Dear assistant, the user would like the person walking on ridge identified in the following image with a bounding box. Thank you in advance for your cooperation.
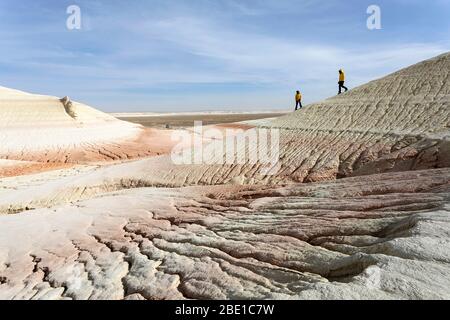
[295,90,303,111]
[338,69,348,94]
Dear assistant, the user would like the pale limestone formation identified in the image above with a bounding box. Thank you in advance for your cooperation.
[0,53,449,300]
[0,169,449,300]
[1,53,449,214]
[7,51,445,191]
[0,86,172,164]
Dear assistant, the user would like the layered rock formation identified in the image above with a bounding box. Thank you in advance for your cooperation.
[0,86,170,165]
[268,52,450,181]
[0,53,449,300]
[0,169,449,300]
[180,52,449,184]
[12,51,446,191]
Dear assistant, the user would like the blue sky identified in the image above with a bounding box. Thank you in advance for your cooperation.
[0,0,449,112]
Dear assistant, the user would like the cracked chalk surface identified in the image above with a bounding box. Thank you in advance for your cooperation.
[0,169,449,300]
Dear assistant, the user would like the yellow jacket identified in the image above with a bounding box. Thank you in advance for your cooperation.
[295,93,302,101]
[339,71,345,82]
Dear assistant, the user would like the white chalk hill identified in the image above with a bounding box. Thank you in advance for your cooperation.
[0,86,142,155]
[112,52,449,186]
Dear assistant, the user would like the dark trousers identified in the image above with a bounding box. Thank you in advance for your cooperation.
[338,81,348,94]
[295,100,303,110]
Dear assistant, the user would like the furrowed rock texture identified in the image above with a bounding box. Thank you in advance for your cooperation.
[0,86,166,164]
[1,53,449,301]
[266,52,450,181]
[0,169,449,300]
[0,53,449,214]
[76,52,447,186]
[1,53,448,183]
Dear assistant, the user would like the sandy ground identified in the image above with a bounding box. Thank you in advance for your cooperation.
[0,160,72,178]
[116,112,288,129]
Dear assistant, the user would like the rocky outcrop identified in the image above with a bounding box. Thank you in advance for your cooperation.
[0,53,449,300]
[266,52,450,181]
[60,96,77,119]
[0,169,449,300]
[99,52,448,186]
[0,86,164,164]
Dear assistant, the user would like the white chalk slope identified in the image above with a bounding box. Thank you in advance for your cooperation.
[0,86,142,153]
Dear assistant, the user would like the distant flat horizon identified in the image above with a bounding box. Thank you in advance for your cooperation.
[110,110,290,117]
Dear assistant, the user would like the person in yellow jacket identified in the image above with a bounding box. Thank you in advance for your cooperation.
[338,69,349,94]
[295,90,303,111]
